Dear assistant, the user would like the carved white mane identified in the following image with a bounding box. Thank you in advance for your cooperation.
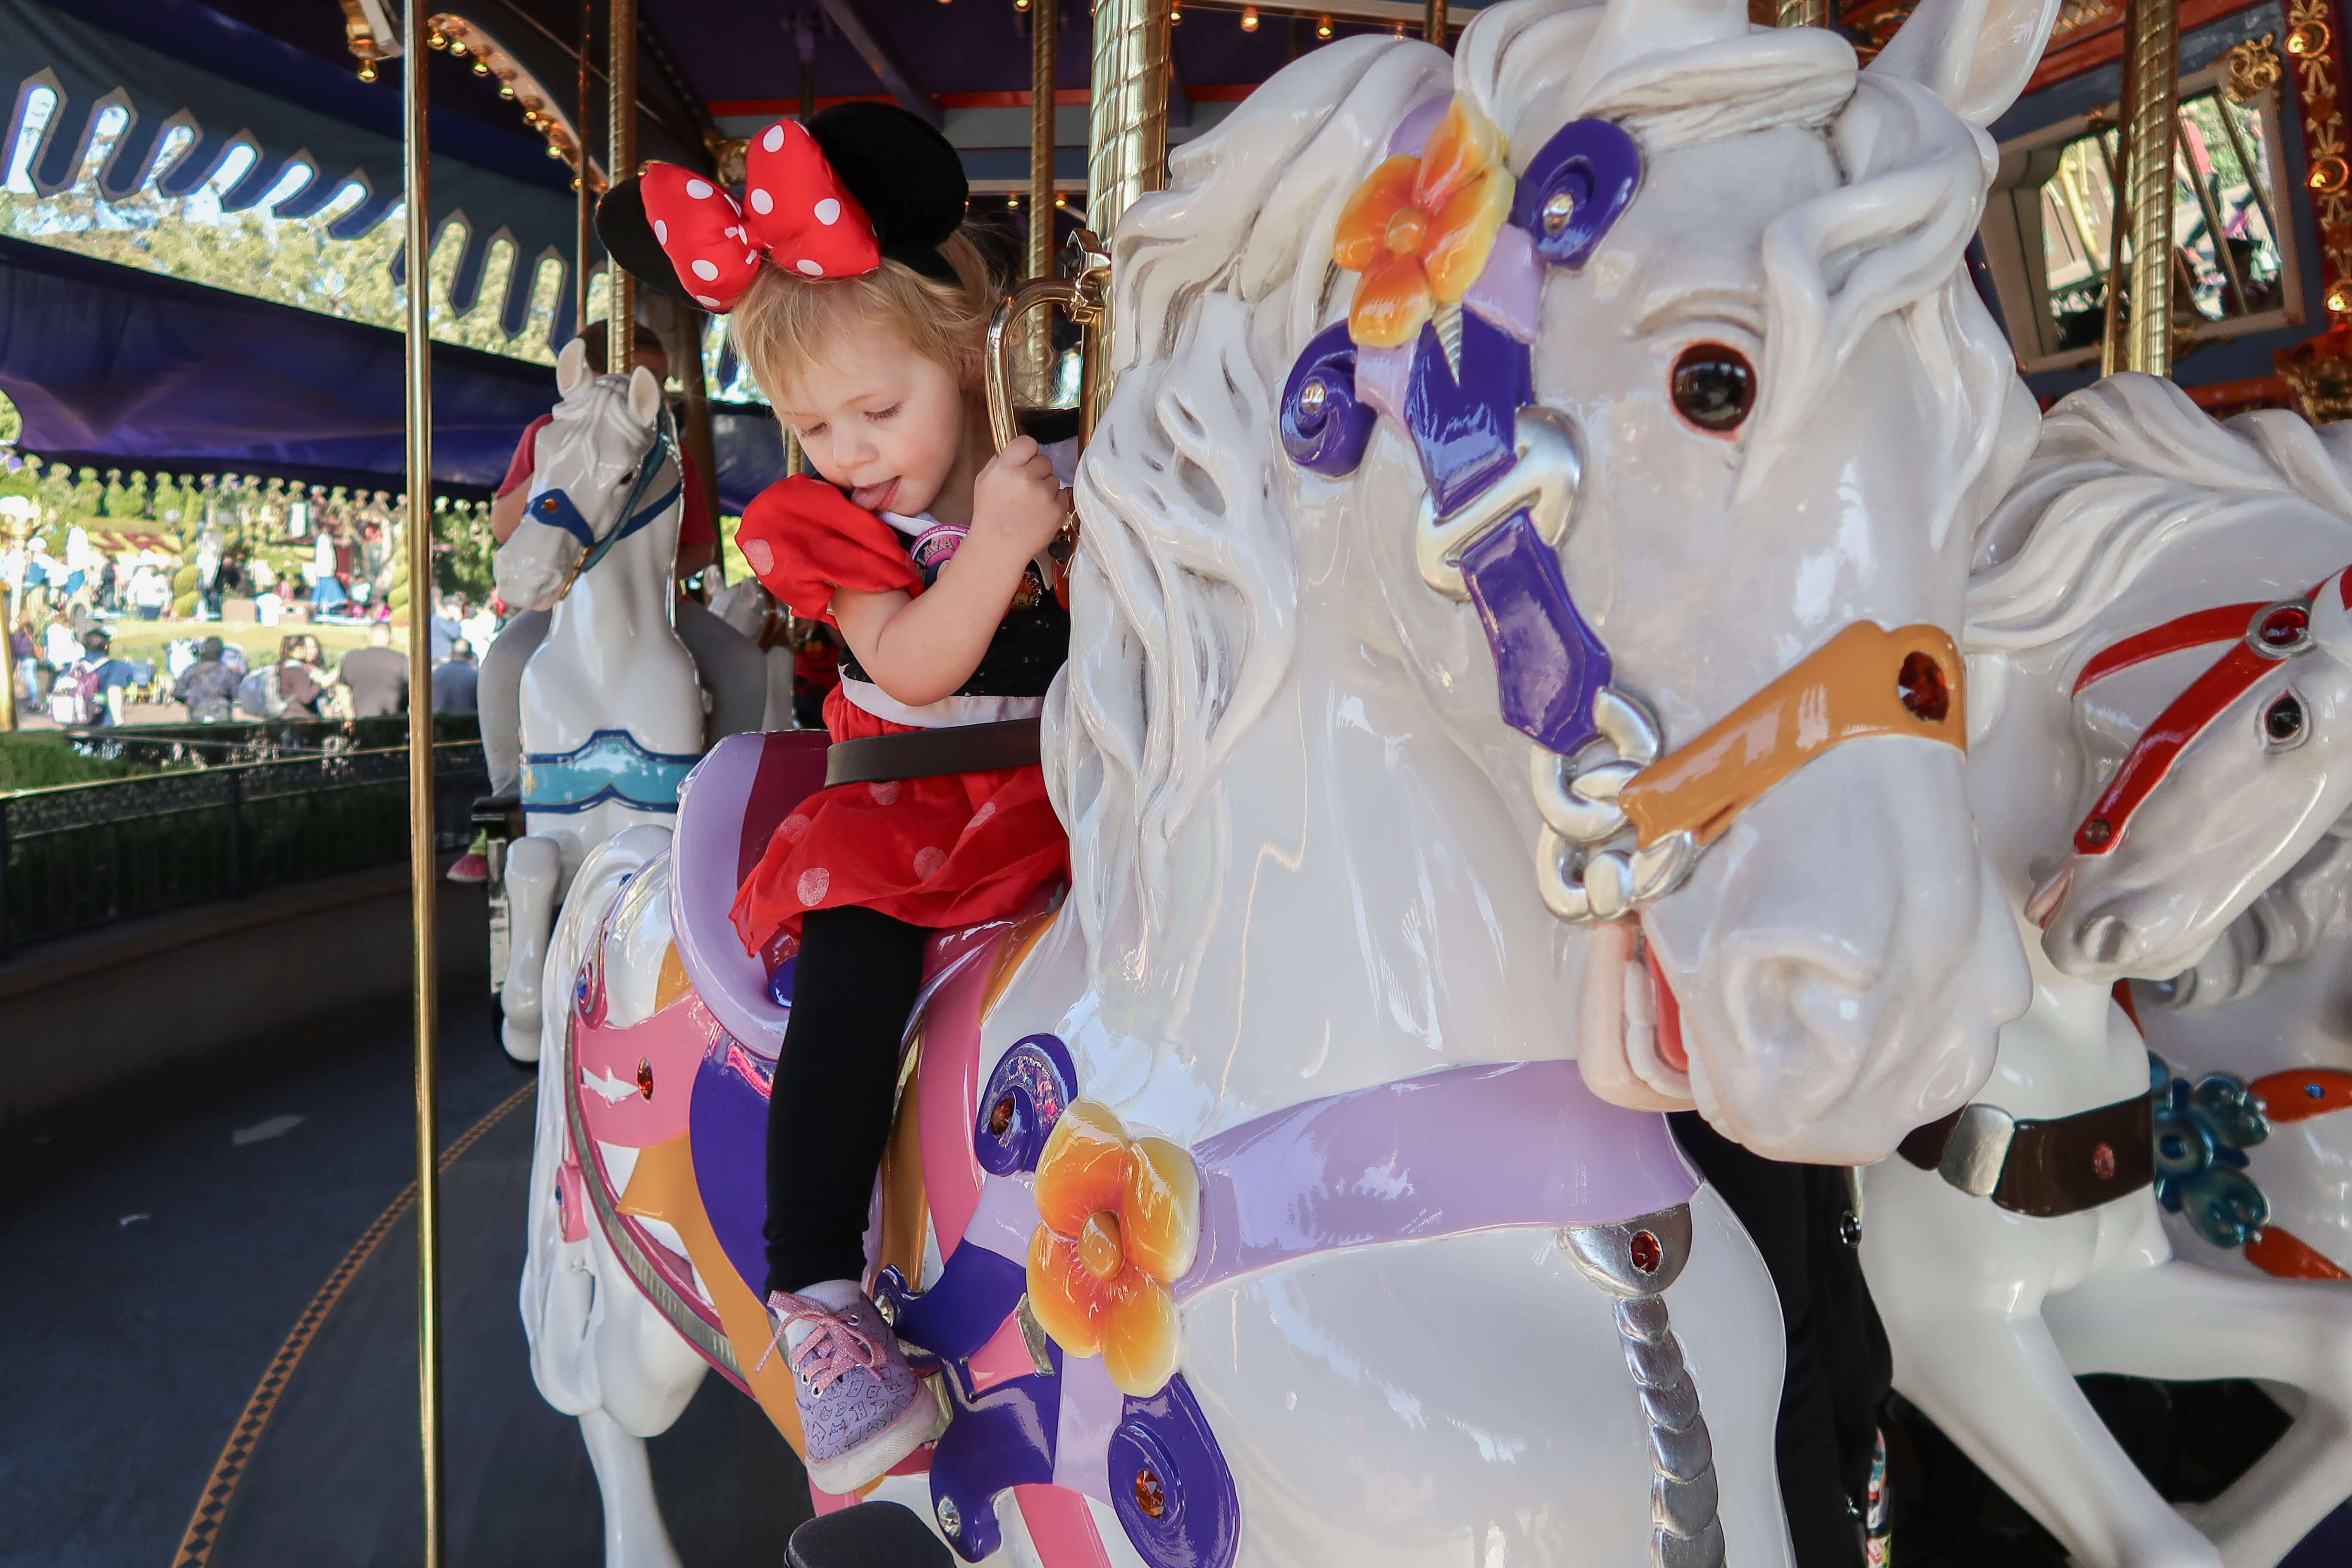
[1050,0,2033,967]
[1967,372,2352,651]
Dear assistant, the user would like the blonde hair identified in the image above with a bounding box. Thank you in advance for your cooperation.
[729,227,1001,403]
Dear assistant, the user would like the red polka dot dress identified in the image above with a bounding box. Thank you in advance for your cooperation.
[726,475,1069,963]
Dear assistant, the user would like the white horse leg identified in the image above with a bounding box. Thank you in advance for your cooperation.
[1865,1161,2220,1568]
[2046,1260,2352,1567]
[502,834,564,1062]
[579,1408,685,1568]
[1906,1302,2219,1568]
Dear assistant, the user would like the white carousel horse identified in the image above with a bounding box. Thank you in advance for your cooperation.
[491,339,707,1064]
[1861,373,2352,1568]
[518,0,2057,1561]
[2129,839,2352,1285]
[2010,381,2352,1288]
[709,575,800,730]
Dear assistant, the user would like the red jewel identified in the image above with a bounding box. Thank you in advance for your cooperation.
[1133,1466,1167,1519]
[2259,606,2309,646]
[1629,1230,1662,1274]
[2082,818,2113,846]
[2092,1141,2115,1180]
[637,1058,655,1100]
[1897,650,1950,724]
[988,1093,1017,1137]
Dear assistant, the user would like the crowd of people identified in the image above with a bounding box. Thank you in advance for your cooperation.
[7,592,492,728]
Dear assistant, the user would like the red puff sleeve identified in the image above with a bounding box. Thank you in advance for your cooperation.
[734,474,922,622]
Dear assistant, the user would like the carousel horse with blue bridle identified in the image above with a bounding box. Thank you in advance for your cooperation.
[490,337,709,1065]
[1859,372,2352,1568]
[514,0,2065,1561]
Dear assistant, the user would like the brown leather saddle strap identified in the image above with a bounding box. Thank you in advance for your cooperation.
[1898,1092,2153,1218]
[823,717,1043,788]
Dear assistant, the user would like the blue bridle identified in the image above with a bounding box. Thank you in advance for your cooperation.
[526,406,683,592]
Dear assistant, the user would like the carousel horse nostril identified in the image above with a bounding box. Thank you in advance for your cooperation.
[2081,914,2133,967]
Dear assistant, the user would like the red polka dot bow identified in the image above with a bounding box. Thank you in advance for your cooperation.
[640,119,881,312]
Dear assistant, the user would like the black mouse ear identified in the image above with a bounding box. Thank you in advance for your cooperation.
[808,103,968,278]
[594,177,695,303]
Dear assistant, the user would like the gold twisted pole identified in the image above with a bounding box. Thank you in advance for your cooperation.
[398,0,445,1562]
[1084,0,1171,434]
[575,0,593,336]
[1774,0,1828,27]
[1424,0,1448,45]
[1028,0,1060,401]
[608,0,638,373]
[2122,0,2180,375]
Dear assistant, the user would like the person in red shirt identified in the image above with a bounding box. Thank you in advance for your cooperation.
[475,317,767,800]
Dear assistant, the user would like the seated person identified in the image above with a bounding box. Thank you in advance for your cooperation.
[476,317,766,798]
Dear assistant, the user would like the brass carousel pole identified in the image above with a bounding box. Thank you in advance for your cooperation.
[1028,0,1060,399]
[2121,0,2180,375]
[575,0,594,338]
[1084,0,1172,432]
[1424,0,1447,46]
[397,1,446,1562]
[609,0,638,375]
[1774,0,1828,27]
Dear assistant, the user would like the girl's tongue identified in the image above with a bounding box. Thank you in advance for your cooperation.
[852,478,900,514]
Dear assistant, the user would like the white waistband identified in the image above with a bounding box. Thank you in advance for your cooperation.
[838,676,1045,730]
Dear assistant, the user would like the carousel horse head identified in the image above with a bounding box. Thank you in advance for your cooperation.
[494,335,681,612]
[1970,380,2352,985]
[2040,582,2352,983]
[1054,0,2058,1160]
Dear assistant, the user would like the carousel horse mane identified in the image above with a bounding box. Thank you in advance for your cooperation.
[1050,0,2039,969]
[1966,372,2352,652]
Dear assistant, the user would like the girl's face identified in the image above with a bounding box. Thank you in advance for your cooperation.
[775,314,976,521]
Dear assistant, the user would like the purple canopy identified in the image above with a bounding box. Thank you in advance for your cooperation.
[0,234,787,510]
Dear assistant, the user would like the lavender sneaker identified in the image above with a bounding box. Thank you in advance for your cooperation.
[762,1288,946,1494]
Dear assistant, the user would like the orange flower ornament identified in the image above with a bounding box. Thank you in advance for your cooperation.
[1025,1099,1200,1397]
[1333,97,1516,349]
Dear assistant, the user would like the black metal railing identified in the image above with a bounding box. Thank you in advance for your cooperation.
[0,741,487,956]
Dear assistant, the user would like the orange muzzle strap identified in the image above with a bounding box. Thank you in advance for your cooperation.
[1618,622,1967,851]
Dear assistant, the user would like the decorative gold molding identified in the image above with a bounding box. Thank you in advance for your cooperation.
[2223,33,2285,102]
[2284,0,2352,315]
[429,15,601,187]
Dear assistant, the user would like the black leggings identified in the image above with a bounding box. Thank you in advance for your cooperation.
[763,904,929,1297]
[1670,1113,1891,1568]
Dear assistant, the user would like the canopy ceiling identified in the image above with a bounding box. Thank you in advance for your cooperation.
[0,234,788,508]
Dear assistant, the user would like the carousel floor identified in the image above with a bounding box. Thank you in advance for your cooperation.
[6,956,2350,1568]
[1,978,806,1568]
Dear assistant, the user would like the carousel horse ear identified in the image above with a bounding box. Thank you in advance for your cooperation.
[557,335,591,395]
[2308,567,2352,662]
[627,364,663,426]
[1866,0,2064,128]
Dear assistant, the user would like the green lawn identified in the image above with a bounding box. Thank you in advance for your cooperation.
[100,618,383,666]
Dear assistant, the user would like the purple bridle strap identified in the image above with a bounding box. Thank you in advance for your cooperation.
[1171,1060,1697,1301]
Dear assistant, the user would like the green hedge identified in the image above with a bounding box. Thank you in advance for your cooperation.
[0,733,162,791]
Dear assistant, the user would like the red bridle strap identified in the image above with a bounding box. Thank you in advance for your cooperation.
[2070,595,2320,855]
[2071,603,2268,696]
[2073,641,2278,854]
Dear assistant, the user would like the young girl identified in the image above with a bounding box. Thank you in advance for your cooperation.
[616,103,1072,1491]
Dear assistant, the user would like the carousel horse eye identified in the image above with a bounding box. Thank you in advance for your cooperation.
[2264,691,2307,748]
[1669,343,1756,434]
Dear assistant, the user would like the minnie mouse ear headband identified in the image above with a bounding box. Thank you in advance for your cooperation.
[595,102,968,312]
